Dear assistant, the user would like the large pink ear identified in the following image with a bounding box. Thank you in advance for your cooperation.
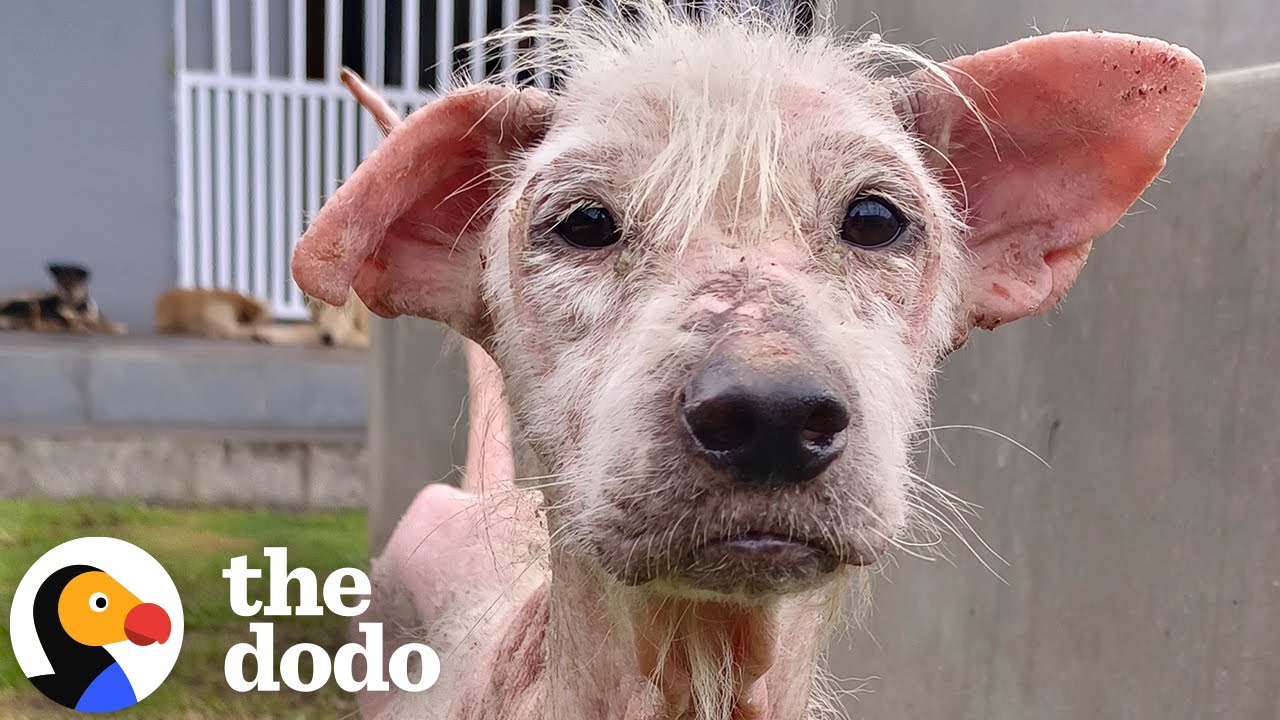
[291,84,553,340]
[900,31,1205,331]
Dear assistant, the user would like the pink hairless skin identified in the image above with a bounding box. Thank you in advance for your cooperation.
[295,7,1204,719]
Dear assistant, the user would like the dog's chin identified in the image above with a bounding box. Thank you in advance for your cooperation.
[672,533,843,598]
[605,531,885,601]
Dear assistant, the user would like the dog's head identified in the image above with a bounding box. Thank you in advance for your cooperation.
[307,288,369,347]
[293,6,1202,599]
[47,263,91,304]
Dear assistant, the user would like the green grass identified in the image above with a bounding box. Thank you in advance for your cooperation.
[0,499,367,719]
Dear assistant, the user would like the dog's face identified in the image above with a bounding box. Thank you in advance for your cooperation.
[47,264,90,304]
[485,37,965,596]
[292,9,1203,599]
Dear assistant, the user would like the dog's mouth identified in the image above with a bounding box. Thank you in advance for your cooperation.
[674,531,841,597]
[590,462,898,597]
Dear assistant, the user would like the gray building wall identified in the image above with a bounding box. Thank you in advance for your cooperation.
[0,0,177,333]
[833,0,1278,73]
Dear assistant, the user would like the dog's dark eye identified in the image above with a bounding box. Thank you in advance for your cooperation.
[841,196,907,249]
[553,205,621,249]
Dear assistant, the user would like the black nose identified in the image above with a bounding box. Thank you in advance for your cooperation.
[681,363,851,487]
[320,332,334,346]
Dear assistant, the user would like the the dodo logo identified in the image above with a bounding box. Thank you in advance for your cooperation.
[9,537,184,713]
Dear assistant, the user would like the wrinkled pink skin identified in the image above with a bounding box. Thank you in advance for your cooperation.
[305,29,1204,720]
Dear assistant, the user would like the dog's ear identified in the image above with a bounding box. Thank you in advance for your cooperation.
[291,85,553,343]
[895,32,1204,333]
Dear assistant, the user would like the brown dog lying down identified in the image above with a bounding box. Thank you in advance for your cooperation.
[154,288,270,340]
[255,288,371,349]
[294,4,1204,718]
[0,263,125,335]
[154,287,370,348]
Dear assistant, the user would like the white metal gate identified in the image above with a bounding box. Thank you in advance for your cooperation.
[174,0,795,318]
[174,0,543,318]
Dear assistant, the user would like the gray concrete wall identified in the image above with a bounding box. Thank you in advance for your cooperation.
[833,0,1278,72]
[367,318,470,554]
[0,1,177,333]
[830,63,1280,720]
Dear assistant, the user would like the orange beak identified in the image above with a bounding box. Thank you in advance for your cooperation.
[123,603,171,645]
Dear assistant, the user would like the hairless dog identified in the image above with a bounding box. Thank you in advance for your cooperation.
[295,5,1204,718]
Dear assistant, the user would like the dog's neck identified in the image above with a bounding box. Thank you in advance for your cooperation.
[542,550,830,720]
[455,510,834,719]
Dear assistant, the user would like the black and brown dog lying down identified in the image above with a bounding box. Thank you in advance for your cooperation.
[0,263,125,335]
[154,286,370,348]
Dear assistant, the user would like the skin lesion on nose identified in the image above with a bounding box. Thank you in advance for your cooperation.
[681,356,851,488]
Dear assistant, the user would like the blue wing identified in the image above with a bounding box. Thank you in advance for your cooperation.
[75,662,138,713]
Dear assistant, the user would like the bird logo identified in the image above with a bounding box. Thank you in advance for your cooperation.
[9,537,184,713]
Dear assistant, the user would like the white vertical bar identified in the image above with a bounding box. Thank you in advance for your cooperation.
[469,0,487,82]
[342,99,357,178]
[175,0,194,287]
[325,98,339,198]
[213,0,232,288]
[234,89,250,293]
[435,0,452,91]
[501,0,517,81]
[534,0,551,88]
[326,0,342,82]
[365,0,382,87]
[288,0,306,307]
[325,0,342,199]
[306,95,321,249]
[215,88,232,288]
[270,92,286,311]
[253,0,270,76]
[291,0,306,82]
[195,88,214,287]
[214,0,230,75]
[252,0,269,299]
[361,0,382,159]
[403,0,420,93]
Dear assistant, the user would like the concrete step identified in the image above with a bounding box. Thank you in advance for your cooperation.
[0,431,367,510]
[0,333,379,509]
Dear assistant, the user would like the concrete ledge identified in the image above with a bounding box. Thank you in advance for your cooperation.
[0,332,368,433]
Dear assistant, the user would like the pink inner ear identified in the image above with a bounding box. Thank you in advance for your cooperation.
[914,32,1205,329]
[290,85,551,336]
[350,149,490,320]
